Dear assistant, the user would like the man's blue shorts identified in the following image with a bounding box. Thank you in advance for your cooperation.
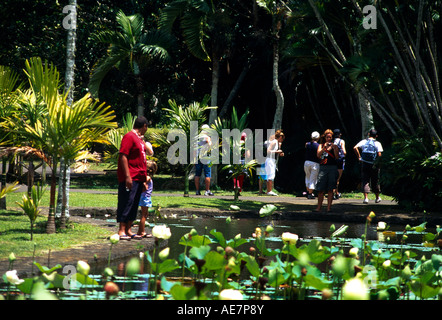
[195,161,211,177]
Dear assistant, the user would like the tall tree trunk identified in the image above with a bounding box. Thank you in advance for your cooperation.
[27,160,34,195]
[183,165,190,197]
[46,161,57,234]
[271,21,284,130]
[56,158,70,229]
[0,158,6,210]
[134,61,145,117]
[358,94,374,138]
[209,56,220,125]
[65,0,77,106]
[209,55,220,187]
[57,0,77,227]
[218,62,250,119]
[59,160,69,229]
[308,0,374,137]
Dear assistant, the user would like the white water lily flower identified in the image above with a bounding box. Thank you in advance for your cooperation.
[109,234,120,244]
[342,278,369,300]
[349,247,359,257]
[383,260,391,268]
[219,289,243,300]
[77,260,90,276]
[281,232,299,245]
[159,248,170,260]
[152,225,172,240]
[5,270,24,285]
[377,222,387,231]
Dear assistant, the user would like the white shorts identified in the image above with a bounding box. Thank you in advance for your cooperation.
[304,160,319,190]
[265,158,277,180]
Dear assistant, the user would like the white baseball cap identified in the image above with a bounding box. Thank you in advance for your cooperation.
[311,131,320,139]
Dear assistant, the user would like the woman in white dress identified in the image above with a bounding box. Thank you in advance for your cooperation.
[265,130,285,196]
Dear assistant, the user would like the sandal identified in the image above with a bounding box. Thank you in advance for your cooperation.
[119,234,131,241]
[140,233,152,238]
[130,234,143,240]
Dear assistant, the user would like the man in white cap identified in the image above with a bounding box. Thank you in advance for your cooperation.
[304,131,320,199]
[194,124,214,196]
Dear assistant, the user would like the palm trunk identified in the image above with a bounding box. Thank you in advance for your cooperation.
[27,160,34,195]
[134,61,145,117]
[59,0,76,225]
[218,62,250,119]
[209,56,220,187]
[0,158,6,210]
[46,161,57,234]
[209,55,220,125]
[65,0,77,106]
[183,165,190,197]
[59,161,69,229]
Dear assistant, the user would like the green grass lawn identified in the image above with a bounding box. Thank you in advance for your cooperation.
[0,210,113,260]
[1,171,396,260]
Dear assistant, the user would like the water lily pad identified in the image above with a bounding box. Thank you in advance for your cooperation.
[259,204,277,217]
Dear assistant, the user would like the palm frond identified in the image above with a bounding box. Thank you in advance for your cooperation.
[88,51,129,98]
[158,0,188,32]
[181,11,210,61]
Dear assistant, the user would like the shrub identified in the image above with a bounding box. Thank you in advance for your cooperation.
[381,130,442,211]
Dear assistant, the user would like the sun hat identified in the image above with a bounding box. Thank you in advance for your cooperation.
[311,131,320,139]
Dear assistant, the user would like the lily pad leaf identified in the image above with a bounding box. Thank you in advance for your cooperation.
[33,262,62,274]
[259,204,277,217]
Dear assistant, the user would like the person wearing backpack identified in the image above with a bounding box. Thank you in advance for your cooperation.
[333,129,347,199]
[353,129,384,204]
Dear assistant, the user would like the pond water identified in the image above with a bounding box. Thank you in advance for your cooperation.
[96,214,437,271]
[3,214,439,300]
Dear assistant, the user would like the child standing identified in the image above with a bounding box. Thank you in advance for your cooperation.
[137,160,157,238]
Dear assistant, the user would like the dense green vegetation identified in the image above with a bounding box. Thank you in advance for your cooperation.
[1,1,441,220]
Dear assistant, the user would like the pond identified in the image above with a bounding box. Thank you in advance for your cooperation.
[3,213,440,300]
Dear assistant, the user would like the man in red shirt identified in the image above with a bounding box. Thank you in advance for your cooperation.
[117,116,153,239]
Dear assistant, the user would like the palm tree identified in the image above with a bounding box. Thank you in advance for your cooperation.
[0,65,22,209]
[158,96,211,196]
[89,10,174,117]
[159,0,236,124]
[4,57,117,232]
[212,107,256,200]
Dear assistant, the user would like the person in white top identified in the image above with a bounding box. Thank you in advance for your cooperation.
[353,129,383,204]
[265,130,285,196]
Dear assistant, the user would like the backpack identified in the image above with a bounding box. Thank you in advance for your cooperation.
[334,138,345,159]
[361,139,378,163]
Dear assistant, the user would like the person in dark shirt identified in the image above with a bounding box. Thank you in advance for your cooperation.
[304,131,320,199]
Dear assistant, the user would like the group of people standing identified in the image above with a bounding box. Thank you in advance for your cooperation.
[115,117,384,237]
[304,128,383,212]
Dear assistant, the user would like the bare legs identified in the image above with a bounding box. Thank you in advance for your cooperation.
[315,190,334,212]
[195,176,210,193]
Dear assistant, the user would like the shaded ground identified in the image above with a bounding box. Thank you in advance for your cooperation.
[2,181,442,280]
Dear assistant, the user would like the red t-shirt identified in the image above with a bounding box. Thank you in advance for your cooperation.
[117,131,147,183]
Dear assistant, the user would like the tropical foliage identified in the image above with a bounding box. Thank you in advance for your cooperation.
[1,58,117,232]
[89,10,174,118]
